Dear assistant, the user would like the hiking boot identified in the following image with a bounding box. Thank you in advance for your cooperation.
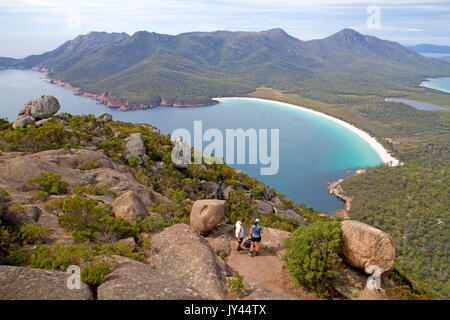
[248,251,253,257]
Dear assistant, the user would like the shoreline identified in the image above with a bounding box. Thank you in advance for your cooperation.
[214,97,401,167]
[420,77,450,94]
[31,67,219,110]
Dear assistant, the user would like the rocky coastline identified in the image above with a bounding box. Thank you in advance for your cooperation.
[32,66,219,111]
[328,169,366,218]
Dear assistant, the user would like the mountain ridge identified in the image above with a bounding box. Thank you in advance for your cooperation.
[1,28,449,109]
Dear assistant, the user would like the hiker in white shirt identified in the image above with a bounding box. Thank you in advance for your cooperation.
[235,218,245,251]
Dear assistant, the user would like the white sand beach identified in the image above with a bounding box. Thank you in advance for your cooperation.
[214,97,401,167]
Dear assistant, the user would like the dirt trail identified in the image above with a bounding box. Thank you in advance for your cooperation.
[225,243,319,299]
[226,248,288,295]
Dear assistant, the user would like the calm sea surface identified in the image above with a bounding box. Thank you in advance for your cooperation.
[0,69,385,214]
[422,77,450,94]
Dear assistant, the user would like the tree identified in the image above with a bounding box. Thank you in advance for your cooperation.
[284,220,342,296]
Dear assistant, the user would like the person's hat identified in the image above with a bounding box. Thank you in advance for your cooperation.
[255,218,260,223]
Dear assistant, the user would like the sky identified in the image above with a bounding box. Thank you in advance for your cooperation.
[0,0,449,58]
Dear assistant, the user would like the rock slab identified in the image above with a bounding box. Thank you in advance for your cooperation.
[150,224,228,299]
[0,265,93,300]
[97,256,201,300]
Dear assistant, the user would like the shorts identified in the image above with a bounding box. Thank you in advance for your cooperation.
[251,237,261,243]
[237,237,243,243]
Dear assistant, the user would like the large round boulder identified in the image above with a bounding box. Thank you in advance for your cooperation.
[190,199,226,235]
[340,220,396,274]
[111,190,149,224]
[21,94,61,120]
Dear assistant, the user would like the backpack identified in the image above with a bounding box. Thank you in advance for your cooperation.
[244,238,251,248]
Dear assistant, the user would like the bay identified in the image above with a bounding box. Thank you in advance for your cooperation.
[0,69,384,214]
[421,77,450,94]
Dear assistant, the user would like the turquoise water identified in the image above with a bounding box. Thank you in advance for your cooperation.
[422,77,450,94]
[0,69,384,214]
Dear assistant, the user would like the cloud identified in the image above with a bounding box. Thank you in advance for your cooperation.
[0,0,448,44]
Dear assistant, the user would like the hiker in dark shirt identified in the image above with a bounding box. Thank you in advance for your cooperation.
[249,218,263,257]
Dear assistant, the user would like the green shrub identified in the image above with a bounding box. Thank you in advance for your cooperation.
[23,243,95,270]
[385,285,435,300]
[136,216,167,233]
[57,196,138,242]
[284,220,342,297]
[8,204,26,216]
[26,172,68,195]
[76,160,101,171]
[128,156,139,167]
[18,224,52,245]
[226,271,245,294]
[81,261,112,286]
[33,190,50,201]
[5,240,145,271]
[1,189,10,202]
[73,184,117,198]
[43,198,64,214]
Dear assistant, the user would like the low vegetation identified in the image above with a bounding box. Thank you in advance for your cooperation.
[226,271,245,296]
[76,160,101,171]
[284,220,342,297]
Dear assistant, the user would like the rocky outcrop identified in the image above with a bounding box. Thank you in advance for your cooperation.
[274,208,304,224]
[111,190,149,224]
[150,224,228,299]
[190,199,226,235]
[98,113,112,122]
[329,179,352,213]
[204,224,235,257]
[200,181,221,199]
[0,266,93,300]
[19,94,61,120]
[1,205,40,226]
[341,220,396,274]
[255,200,273,214]
[36,209,74,246]
[124,132,146,164]
[0,149,162,206]
[12,116,35,129]
[97,256,202,300]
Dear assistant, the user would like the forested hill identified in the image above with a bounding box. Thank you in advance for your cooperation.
[1,28,450,107]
